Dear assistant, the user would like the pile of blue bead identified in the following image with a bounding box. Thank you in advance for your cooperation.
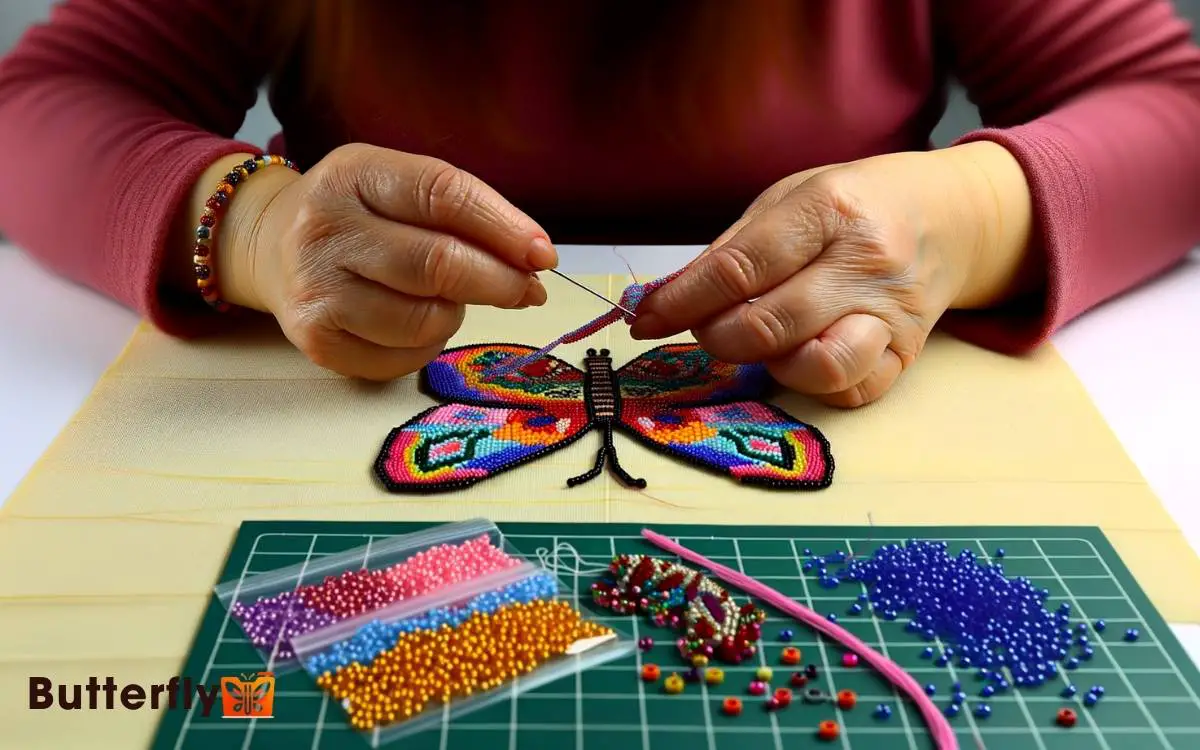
[300,573,559,675]
[803,540,1111,716]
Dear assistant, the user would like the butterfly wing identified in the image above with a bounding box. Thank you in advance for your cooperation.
[421,344,585,407]
[375,402,592,492]
[618,400,833,488]
[616,343,768,405]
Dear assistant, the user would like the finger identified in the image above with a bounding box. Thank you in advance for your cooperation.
[292,326,447,382]
[690,262,860,363]
[814,347,904,409]
[763,314,892,395]
[630,189,834,340]
[324,278,466,350]
[335,145,558,272]
[342,216,545,307]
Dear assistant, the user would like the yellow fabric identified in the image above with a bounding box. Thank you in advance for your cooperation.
[2,273,1198,749]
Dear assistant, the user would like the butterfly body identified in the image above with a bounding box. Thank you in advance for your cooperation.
[375,343,834,493]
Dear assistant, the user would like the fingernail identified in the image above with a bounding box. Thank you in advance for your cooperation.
[526,237,558,270]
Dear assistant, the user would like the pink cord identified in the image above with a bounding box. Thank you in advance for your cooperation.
[640,529,960,750]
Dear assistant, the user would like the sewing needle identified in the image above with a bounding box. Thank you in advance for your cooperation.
[545,268,637,318]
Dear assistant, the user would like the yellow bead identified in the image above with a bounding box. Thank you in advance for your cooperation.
[663,673,685,694]
[691,654,709,668]
[705,667,725,685]
[756,666,773,682]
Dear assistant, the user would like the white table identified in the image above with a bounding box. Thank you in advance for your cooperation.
[2,242,1198,667]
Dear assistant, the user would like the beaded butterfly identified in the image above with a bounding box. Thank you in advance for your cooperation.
[374,343,834,493]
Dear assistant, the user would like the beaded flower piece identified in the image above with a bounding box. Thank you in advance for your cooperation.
[375,343,834,492]
[590,554,766,664]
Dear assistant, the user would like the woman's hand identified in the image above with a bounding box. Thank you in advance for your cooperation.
[215,143,557,380]
[629,143,1036,407]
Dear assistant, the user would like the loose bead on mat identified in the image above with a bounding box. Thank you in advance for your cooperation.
[804,664,819,679]
[975,703,992,718]
[1125,628,1140,642]
[722,697,743,716]
[944,704,960,718]
[663,674,685,694]
[1094,619,1107,632]
[841,652,859,668]
[683,667,702,683]
[1062,684,1077,697]
[780,647,802,665]
[874,703,892,719]
[790,672,808,687]
[925,683,937,696]
[705,668,725,685]
[764,696,781,710]
[817,720,840,741]
[778,629,794,642]
[641,664,661,682]
[755,666,773,682]
[638,636,654,651]
[747,680,767,696]
[836,690,857,710]
[774,688,792,707]
[1057,708,1078,727]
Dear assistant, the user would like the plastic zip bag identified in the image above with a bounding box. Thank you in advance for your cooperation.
[214,518,525,672]
[292,559,634,746]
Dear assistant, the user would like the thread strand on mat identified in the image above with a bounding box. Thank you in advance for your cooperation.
[639,528,960,750]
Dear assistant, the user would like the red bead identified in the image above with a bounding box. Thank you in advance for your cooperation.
[791,672,808,687]
[1057,708,1077,727]
[200,214,215,227]
[817,720,840,741]
[193,244,210,258]
[836,690,857,710]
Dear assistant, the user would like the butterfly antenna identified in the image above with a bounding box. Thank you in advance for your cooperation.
[604,425,647,489]
[567,446,607,487]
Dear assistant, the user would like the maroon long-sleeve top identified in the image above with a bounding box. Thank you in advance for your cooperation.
[1,0,1199,353]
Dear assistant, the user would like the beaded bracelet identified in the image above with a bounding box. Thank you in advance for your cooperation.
[193,154,299,311]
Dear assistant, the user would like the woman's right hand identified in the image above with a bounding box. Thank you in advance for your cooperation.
[216,143,557,380]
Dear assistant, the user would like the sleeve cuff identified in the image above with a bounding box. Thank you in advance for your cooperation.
[936,123,1096,355]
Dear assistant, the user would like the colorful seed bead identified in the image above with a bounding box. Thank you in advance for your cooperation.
[755,666,773,682]
[192,154,298,311]
[641,664,661,682]
[234,534,521,662]
[691,654,709,668]
[780,647,802,665]
[302,573,558,674]
[722,697,743,716]
[638,636,654,651]
[836,689,857,710]
[774,688,792,707]
[1057,708,1077,727]
[315,599,611,731]
[817,720,840,741]
[747,680,768,696]
[790,672,809,687]
[663,674,685,694]
[841,652,859,668]
[705,667,724,685]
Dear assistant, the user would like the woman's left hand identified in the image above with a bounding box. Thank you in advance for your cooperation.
[629,144,1035,407]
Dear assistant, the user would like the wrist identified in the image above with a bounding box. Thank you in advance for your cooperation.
[934,141,1037,309]
[182,153,300,312]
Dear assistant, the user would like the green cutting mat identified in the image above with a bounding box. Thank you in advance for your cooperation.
[151,523,1200,750]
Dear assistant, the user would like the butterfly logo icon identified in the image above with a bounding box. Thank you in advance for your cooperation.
[220,672,275,719]
[374,342,834,492]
